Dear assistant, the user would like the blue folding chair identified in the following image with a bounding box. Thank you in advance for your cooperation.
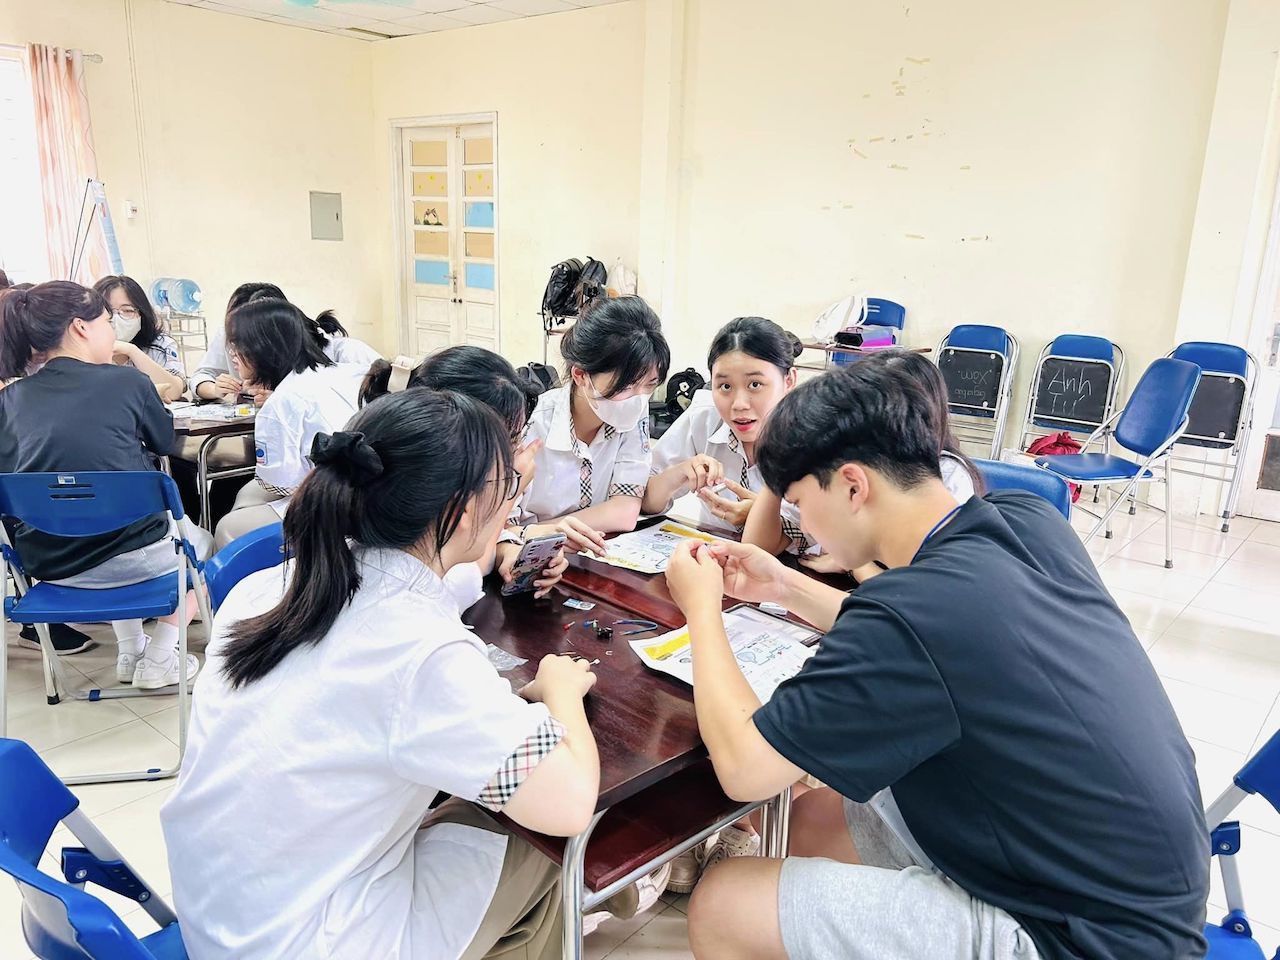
[1035,358,1201,569]
[1018,335,1126,450]
[973,459,1072,520]
[1204,728,1280,960]
[935,324,1020,458]
[202,523,286,613]
[0,737,187,960]
[1165,342,1258,533]
[0,472,213,785]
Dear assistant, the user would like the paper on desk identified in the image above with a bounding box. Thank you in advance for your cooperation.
[630,606,820,703]
[170,402,252,422]
[579,520,724,575]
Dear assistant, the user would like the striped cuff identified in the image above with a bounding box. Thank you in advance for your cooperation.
[608,482,644,499]
[477,716,567,811]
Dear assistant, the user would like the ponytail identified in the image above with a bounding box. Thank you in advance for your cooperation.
[359,358,395,407]
[0,281,107,379]
[312,309,347,338]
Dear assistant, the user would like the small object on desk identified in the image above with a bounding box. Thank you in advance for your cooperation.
[584,619,599,630]
[595,626,614,641]
[484,643,527,672]
[564,598,596,611]
[759,601,788,617]
[234,403,254,417]
[564,621,576,631]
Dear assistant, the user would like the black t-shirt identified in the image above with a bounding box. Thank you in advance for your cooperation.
[0,357,175,580]
[754,491,1208,960]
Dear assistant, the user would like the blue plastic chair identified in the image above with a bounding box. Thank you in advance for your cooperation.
[973,459,1071,520]
[203,523,286,613]
[1165,342,1258,533]
[830,297,907,365]
[0,738,186,959]
[1034,358,1201,569]
[935,324,1020,458]
[0,472,213,785]
[1204,728,1280,960]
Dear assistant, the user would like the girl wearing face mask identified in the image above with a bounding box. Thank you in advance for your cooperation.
[644,317,803,535]
[516,296,670,557]
[93,275,187,402]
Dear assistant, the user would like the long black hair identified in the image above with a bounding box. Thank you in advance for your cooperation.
[222,389,515,688]
[226,281,348,350]
[0,281,108,379]
[225,297,332,389]
[707,316,803,375]
[861,348,984,494]
[359,345,539,436]
[93,275,163,351]
[560,296,670,397]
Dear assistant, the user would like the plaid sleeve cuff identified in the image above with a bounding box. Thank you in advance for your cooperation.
[257,478,293,498]
[780,516,812,554]
[477,716,567,811]
[608,482,645,499]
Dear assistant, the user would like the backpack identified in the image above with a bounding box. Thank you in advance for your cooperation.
[572,257,609,315]
[1026,432,1083,502]
[541,258,583,330]
[516,361,560,395]
[647,368,707,440]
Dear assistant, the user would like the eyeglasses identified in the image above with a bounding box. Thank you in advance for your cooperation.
[115,306,141,320]
[488,469,523,501]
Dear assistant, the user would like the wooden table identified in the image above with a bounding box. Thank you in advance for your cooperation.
[171,408,257,531]
[797,339,933,374]
[465,534,809,959]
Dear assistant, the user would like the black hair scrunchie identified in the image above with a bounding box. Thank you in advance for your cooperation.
[310,431,384,484]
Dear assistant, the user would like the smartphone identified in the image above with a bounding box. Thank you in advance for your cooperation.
[501,533,567,596]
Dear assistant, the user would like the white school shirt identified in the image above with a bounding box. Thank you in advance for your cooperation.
[162,549,562,960]
[253,363,366,515]
[132,334,185,379]
[649,390,810,546]
[189,329,380,394]
[517,382,653,523]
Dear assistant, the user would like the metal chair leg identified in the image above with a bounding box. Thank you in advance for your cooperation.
[1085,479,1140,544]
[561,812,605,960]
[1164,467,1175,569]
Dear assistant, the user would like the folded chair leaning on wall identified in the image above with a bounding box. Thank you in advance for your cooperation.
[1034,357,1201,569]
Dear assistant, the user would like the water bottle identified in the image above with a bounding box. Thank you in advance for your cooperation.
[149,277,204,314]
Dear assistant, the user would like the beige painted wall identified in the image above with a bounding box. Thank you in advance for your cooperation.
[0,0,382,352]
[370,0,644,367]
[669,0,1229,403]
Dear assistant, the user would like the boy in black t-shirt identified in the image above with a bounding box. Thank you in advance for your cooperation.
[664,362,1208,960]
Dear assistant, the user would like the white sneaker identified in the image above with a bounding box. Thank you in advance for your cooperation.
[116,652,141,684]
[702,825,759,872]
[667,843,707,894]
[579,861,672,937]
[133,653,200,690]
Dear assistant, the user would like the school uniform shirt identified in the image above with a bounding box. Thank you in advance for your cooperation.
[162,548,563,960]
[253,363,367,516]
[0,357,174,579]
[119,333,185,380]
[189,329,380,394]
[517,382,652,523]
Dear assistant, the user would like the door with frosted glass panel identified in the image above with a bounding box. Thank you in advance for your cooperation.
[400,122,497,355]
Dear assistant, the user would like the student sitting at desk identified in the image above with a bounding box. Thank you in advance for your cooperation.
[163,390,600,960]
[212,297,366,549]
[0,281,213,681]
[93,275,187,402]
[664,361,1209,960]
[189,281,379,401]
[516,296,670,557]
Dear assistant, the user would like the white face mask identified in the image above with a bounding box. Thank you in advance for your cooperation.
[585,376,651,429]
[111,311,142,342]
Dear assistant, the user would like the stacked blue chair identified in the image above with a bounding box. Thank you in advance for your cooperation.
[203,523,286,613]
[0,737,188,959]
[1203,728,1280,959]
[935,324,1020,459]
[1165,342,1258,533]
[973,459,1072,520]
[1034,358,1200,568]
[0,472,212,785]
[1018,335,1126,451]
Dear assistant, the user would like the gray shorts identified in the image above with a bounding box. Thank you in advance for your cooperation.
[46,518,214,589]
[777,798,1042,960]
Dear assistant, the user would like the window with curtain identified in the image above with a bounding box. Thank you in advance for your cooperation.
[0,51,49,283]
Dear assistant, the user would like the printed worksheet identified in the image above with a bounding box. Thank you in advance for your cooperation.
[580,520,724,574]
[630,605,821,702]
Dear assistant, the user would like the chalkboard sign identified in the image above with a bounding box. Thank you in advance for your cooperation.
[939,348,1004,413]
[1182,373,1246,448]
[1031,358,1112,431]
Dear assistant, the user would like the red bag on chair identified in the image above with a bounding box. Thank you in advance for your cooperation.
[1026,432,1083,502]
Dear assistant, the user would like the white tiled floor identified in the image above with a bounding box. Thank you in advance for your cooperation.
[4,506,1280,958]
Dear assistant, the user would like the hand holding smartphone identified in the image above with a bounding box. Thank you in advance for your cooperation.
[501,533,568,596]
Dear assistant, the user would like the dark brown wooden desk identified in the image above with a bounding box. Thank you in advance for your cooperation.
[171,409,256,531]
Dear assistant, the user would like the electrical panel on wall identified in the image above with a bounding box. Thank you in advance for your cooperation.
[310,191,343,241]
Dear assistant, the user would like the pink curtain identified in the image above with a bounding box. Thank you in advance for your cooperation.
[26,43,109,283]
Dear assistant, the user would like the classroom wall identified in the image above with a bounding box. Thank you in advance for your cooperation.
[370,1,645,367]
[0,0,383,353]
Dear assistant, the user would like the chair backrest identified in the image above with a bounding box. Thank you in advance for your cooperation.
[974,459,1072,520]
[1236,728,1280,815]
[864,298,905,330]
[1047,334,1117,364]
[1025,335,1123,436]
[1169,342,1255,449]
[1170,341,1249,377]
[0,473,184,539]
[203,523,287,612]
[1113,358,1202,458]
[944,324,1012,355]
[0,740,155,960]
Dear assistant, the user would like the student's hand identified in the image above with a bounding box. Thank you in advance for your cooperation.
[675,455,724,494]
[496,541,568,599]
[248,383,272,407]
[697,480,757,529]
[548,517,608,558]
[157,382,181,404]
[520,654,597,703]
[665,541,725,619]
[705,540,789,605]
[798,552,852,576]
[112,341,139,364]
[213,373,243,399]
